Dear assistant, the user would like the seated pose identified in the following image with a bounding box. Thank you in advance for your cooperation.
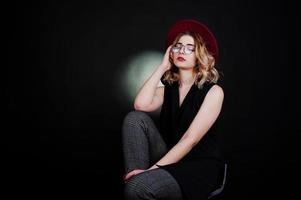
[122,19,226,200]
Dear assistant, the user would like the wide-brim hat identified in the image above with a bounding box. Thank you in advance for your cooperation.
[165,19,219,61]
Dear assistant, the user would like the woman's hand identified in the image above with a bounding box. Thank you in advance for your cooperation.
[158,45,173,72]
[123,169,146,183]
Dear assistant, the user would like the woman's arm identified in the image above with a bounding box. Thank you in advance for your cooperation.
[134,46,172,110]
[134,67,165,110]
[149,84,224,169]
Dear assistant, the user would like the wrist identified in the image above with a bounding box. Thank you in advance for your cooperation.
[149,164,160,170]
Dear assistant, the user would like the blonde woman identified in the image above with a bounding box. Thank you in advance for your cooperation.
[122,19,226,200]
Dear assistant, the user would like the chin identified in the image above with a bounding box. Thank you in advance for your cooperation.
[175,63,194,69]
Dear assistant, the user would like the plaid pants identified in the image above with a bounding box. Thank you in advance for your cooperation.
[122,110,183,200]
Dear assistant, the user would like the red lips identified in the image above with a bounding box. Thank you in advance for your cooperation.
[177,56,186,61]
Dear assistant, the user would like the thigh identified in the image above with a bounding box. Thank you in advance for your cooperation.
[125,168,183,200]
[124,110,168,164]
[144,115,168,165]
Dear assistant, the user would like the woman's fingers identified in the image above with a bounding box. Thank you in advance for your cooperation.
[124,171,135,181]
[123,169,147,183]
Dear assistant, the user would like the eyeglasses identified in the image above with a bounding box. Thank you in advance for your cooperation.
[171,43,195,55]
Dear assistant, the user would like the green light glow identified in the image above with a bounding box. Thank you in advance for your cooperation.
[118,51,164,111]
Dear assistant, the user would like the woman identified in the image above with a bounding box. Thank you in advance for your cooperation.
[122,19,225,200]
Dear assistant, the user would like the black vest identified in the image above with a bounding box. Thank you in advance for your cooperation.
[159,80,222,160]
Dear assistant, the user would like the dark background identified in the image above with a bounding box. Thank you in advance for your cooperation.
[4,0,299,199]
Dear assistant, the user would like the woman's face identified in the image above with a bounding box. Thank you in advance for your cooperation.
[171,34,197,69]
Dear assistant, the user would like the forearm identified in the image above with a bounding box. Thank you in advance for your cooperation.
[134,66,165,109]
[149,136,195,170]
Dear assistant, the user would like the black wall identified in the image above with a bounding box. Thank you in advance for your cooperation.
[5,0,299,199]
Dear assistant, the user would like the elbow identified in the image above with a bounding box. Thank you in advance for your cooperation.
[189,138,199,148]
[134,99,152,111]
[134,103,141,110]
[133,99,141,110]
[183,135,199,149]
[134,102,146,111]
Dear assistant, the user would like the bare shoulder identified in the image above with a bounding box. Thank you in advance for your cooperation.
[206,84,224,99]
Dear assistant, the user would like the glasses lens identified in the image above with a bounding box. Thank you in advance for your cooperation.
[172,46,180,53]
[185,45,195,54]
[172,44,195,54]
[184,48,192,54]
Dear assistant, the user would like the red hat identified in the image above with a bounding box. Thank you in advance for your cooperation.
[165,19,219,61]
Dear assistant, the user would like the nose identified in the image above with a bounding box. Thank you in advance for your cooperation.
[179,46,185,54]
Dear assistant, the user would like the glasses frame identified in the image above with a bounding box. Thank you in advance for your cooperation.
[171,43,196,55]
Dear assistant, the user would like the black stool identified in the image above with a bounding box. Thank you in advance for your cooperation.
[208,163,228,199]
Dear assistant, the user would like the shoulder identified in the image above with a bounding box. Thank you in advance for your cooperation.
[206,84,224,100]
[209,84,224,94]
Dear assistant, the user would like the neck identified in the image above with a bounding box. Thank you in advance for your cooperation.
[178,69,196,87]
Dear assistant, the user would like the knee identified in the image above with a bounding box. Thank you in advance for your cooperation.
[124,182,139,199]
[123,110,150,125]
[124,177,154,200]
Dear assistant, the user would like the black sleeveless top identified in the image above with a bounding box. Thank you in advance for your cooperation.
[158,80,225,200]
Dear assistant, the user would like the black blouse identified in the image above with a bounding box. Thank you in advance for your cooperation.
[158,80,225,200]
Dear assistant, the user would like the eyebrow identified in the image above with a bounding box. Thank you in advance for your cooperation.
[176,42,195,46]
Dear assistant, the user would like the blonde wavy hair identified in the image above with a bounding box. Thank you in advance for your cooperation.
[162,31,220,89]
